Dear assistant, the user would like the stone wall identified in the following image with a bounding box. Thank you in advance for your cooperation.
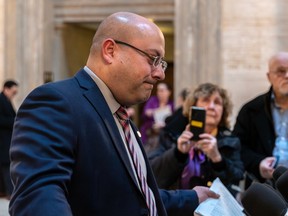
[222,0,288,126]
[0,0,3,83]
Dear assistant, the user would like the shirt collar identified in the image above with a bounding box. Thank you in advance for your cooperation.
[84,66,120,114]
[271,91,282,110]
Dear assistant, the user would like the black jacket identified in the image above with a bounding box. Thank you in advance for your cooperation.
[233,87,275,186]
[0,92,16,164]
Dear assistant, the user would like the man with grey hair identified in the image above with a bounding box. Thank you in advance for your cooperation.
[234,52,288,188]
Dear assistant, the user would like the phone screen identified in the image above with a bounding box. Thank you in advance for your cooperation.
[189,106,206,141]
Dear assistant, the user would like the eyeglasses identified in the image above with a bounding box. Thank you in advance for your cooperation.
[271,68,288,77]
[114,40,168,72]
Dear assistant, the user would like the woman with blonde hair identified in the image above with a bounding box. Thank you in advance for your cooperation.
[148,83,244,196]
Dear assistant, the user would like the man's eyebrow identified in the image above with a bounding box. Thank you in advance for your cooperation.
[148,49,163,57]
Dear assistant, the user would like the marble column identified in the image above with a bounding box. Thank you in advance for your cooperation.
[174,0,222,97]
[52,24,69,81]
[4,0,53,108]
[0,0,4,83]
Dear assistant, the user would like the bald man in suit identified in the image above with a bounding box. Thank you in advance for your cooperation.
[9,12,218,216]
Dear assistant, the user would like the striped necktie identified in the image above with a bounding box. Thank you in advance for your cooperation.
[116,106,157,216]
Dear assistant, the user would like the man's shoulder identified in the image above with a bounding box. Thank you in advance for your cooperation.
[0,92,9,105]
[33,69,88,94]
[241,91,269,111]
[0,92,4,100]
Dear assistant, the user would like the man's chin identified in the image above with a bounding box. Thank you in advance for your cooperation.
[139,92,152,104]
[279,88,288,96]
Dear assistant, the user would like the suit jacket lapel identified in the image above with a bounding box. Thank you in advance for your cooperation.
[74,69,140,190]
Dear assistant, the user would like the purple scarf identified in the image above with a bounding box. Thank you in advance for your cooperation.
[180,148,206,189]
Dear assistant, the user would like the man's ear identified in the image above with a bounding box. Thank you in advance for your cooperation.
[102,39,116,64]
[267,72,271,83]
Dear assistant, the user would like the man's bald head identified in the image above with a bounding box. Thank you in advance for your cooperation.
[267,52,288,99]
[86,12,166,106]
[268,52,288,71]
[90,12,163,53]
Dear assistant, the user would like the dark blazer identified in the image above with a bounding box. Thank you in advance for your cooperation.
[233,87,275,186]
[9,69,198,216]
[0,92,16,164]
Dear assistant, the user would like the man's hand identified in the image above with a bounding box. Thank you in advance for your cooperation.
[259,157,276,179]
[193,186,220,203]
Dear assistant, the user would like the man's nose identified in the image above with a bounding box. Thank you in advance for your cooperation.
[151,67,165,81]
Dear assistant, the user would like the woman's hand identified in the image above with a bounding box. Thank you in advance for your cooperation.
[177,124,194,154]
[195,133,222,162]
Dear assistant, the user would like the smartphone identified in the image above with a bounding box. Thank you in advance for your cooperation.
[189,106,206,141]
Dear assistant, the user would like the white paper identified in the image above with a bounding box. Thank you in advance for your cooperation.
[194,178,246,216]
